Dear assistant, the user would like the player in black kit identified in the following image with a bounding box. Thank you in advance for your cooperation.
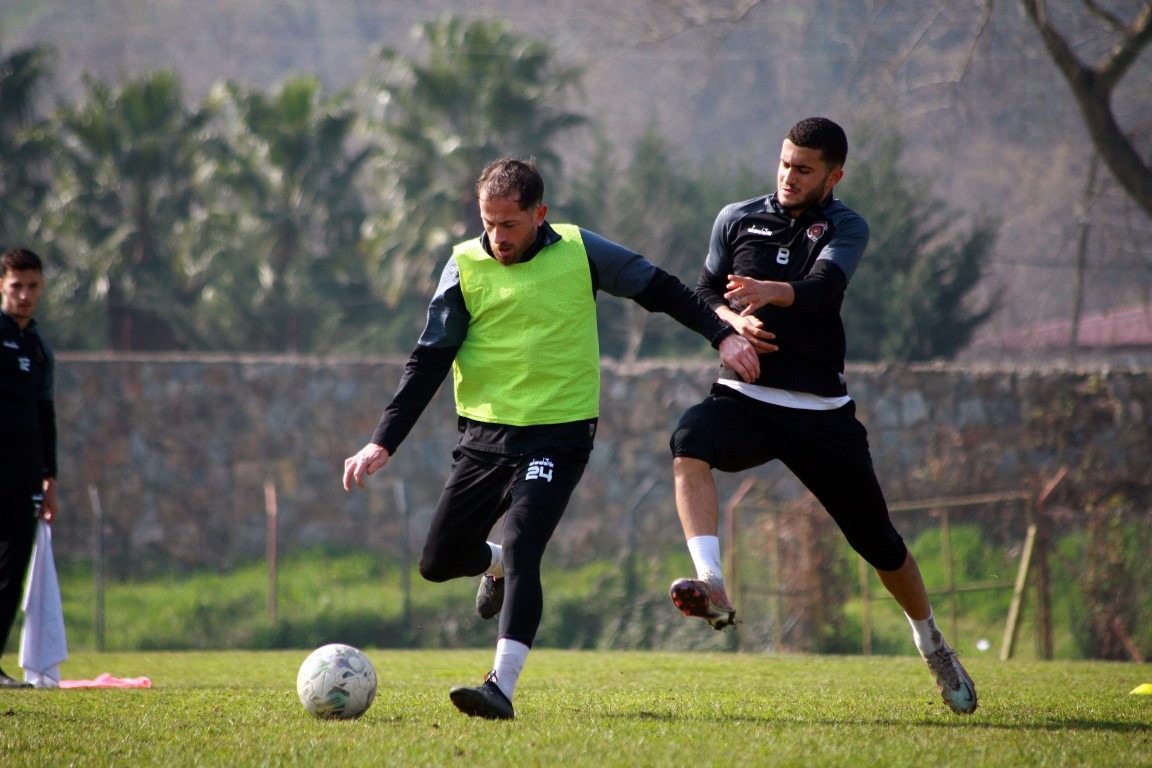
[666,118,977,715]
[0,247,57,689]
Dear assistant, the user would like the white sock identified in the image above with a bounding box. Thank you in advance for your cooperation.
[907,610,944,656]
[687,535,723,581]
[491,638,529,700]
[486,542,504,579]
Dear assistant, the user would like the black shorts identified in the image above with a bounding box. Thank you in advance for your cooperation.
[670,384,907,571]
[420,422,594,646]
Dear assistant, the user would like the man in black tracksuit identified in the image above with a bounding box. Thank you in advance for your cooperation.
[666,118,978,715]
[0,247,57,688]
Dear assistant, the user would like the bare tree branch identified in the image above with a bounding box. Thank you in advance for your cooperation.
[635,0,1152,219]
[955,0,996,82]
[889,0,950,75]
[663,0,766,27]
[1097,1,1152,88]
[1080,0,1125,31]
[637,0,769,41]
[1019,0,1152,218]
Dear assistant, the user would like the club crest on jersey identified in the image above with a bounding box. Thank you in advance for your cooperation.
[807,222,828,242]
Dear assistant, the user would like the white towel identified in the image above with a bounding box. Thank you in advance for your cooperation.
[19,519,68,689]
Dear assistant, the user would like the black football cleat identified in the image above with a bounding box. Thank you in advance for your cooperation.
[449,672,515,720]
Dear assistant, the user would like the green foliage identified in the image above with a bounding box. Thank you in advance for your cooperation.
[839,123,1001,361]
[50,549,484,652]
[355,14,587,316]
[2,18,999,358]
[2,649,1149,768]
[1065,494,1152,660]
[30,526,1121,662]
[845,525,1022,657]
[0,41,53,247]
[197,76,375,352]
[904,525,1019,622]
[45,548,707,655]
[37,71,216,349]
[743,515,1139,663]
[6,16,592,355]
[570,127,760,360]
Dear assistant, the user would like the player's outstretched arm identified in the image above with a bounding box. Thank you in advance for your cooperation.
[343,443,391,491]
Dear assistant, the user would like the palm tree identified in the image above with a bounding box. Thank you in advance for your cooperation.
[205,76,374,352]
[40,71,215,350]
[357,15,588,311]
[0,42,53,246]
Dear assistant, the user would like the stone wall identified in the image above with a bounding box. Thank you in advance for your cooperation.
[49,354,1152,574]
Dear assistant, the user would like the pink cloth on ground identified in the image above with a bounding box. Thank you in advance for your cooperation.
[59,673,152,689]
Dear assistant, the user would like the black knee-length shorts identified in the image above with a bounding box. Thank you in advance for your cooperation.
[420,438,591,647]
[670,384,907,571]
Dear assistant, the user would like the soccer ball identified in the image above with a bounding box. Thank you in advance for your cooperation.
[296,643,378,720]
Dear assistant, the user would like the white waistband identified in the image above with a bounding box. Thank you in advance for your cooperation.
[716,379,852,411]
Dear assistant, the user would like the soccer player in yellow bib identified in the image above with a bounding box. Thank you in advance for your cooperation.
[343,158,764,719]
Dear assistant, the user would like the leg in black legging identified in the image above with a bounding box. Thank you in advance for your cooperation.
[419,450,514,583]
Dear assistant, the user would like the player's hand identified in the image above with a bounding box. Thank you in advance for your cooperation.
[718,333,761,383]
[726,312,778,354]
[343,443,391,491]
[39,477,58,524]
[725,274,793,314]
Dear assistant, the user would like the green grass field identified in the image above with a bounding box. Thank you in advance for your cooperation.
[2,649,1149,767]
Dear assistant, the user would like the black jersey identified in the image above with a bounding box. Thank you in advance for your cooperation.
[698,193,869,397]
[0,311,56,479]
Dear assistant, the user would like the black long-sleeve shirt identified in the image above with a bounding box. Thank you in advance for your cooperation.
[0,310,56,480]
[698,193,869,397]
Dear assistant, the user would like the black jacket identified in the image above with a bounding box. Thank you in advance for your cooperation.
[699,194,869,397]
[0,310,56,480]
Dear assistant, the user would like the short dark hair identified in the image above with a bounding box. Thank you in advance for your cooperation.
[475,157,544,210]
[1,247,44,276]
[786,117,848,169]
